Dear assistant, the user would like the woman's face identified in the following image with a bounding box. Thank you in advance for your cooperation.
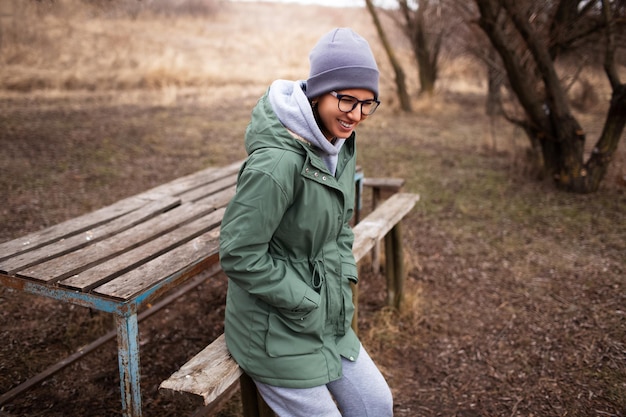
[314,88,376,140]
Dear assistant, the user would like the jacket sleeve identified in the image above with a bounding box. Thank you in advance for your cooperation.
[219,163,321,313]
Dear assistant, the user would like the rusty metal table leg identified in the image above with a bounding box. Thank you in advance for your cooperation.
[115,312,142,417]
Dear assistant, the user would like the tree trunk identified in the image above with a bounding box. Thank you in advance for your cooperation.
[414,0,437,95]
[398,0,441,96]
[365,0,412,112]
[560,84,626,192]
[485,52,502,118]
[485,54,503,152]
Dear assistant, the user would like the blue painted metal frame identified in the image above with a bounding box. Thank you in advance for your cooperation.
[0,249,221,417]
[0,274,144,416]
[116,313,141,417]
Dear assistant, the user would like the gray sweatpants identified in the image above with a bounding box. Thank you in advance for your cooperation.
[254,344,393,417]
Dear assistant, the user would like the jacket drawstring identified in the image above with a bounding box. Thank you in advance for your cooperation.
[311,258,333,327]
[311,258,346,336]
[311,259,324,293]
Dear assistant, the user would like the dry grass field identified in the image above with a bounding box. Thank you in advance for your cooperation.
[1,1,625,417]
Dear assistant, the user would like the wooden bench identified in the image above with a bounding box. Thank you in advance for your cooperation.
[159,192,420,416]
[363,177,406,208]
[362,177,405,273]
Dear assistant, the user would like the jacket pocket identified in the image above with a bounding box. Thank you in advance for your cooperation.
[265,299,325,357]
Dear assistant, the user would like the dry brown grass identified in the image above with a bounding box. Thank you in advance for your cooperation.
[0,2,625,417]
[0,0,399,93]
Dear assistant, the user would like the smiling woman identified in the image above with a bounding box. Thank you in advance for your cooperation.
[218,27,393,417]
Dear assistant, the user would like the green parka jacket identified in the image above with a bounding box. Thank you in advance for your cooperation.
[219,89,361,389]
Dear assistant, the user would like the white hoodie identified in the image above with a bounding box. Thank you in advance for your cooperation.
[268,79,345,175]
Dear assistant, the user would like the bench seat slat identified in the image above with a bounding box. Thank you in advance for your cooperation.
[351,193,419,262]
[159,334,243,407]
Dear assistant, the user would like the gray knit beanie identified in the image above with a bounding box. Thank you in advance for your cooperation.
[305,28,379,100]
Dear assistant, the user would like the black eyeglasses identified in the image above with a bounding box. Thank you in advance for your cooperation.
[329,91,380,116]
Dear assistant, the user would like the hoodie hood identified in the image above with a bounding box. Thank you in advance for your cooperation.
[265,79,345,175]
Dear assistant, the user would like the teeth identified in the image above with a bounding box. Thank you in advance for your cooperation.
[339,120,353,129]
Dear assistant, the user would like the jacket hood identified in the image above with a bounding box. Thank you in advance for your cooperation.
[244,80,345,175]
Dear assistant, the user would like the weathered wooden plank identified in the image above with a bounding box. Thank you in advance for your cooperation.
[60,208,226,291]
[385,224,405,309]
[362,177,406,272]
[16,201,215,283]
[178,174,237,203]
[362,177,405,190]
[351,193,419,262]
[93,228,220,300]
[1,197,181,275]
[139,160,242,200]
[0,161,242,265]
[194,186,236,208]
[159,334,243,407]
[0,195,169,263]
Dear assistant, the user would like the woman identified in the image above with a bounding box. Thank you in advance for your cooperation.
[219,28,393,417]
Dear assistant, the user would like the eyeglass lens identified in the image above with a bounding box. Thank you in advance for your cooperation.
[337,95,379,115]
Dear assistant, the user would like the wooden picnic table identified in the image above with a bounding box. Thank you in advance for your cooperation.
[0,160,367,417]
[0,160,245,417]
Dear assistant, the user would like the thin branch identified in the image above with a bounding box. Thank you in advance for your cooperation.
[602,0,621,88]
[502,0,571,118]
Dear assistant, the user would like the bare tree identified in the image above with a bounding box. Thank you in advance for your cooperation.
[399,0,445,95]
[365,0,448,97]
[365,0,412,112]
[472,0,626,193]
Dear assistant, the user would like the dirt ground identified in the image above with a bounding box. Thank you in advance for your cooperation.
[1,3,625,417]
[1,86,625,417]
